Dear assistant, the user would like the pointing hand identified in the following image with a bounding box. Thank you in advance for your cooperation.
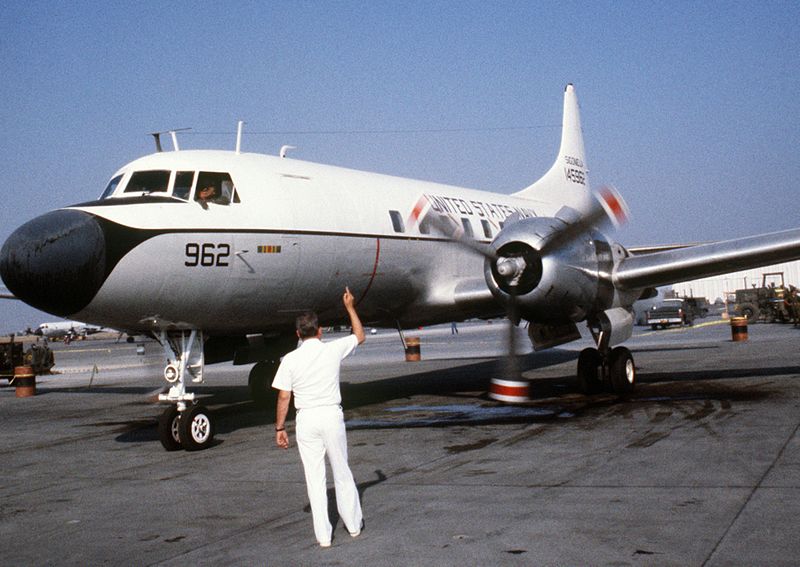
[343,287,356,309]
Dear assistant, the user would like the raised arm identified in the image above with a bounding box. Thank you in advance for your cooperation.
[343,287,365,344]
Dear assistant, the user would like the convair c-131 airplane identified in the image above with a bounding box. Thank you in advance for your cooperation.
[3,85,800,451]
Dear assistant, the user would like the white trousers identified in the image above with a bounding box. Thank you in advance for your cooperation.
[296,405,362,544]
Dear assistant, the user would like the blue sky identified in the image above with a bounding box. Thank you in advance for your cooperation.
[1,1,798,332]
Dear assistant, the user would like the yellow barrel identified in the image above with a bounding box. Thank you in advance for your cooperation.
[14,365,36,397]
[404,336,421,361]
[730,316,748,342]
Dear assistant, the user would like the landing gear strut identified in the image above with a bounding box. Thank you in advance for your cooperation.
[155,330,215,451]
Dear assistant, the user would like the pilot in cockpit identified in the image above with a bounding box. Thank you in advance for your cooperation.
[196,183,225,208]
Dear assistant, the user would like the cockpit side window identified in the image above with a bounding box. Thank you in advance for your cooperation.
[124,170,171,194]
[194,172,239,206]
[173,171,195,201]
[99,174,123,200]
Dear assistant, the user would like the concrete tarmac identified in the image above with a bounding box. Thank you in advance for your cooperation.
[1,318,798,566]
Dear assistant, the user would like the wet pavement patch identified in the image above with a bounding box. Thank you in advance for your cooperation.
[444,438,497,453]
[347,403,559,429]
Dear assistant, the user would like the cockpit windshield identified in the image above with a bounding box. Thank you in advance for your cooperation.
[124,170,170,194]
[99,174,123,200]
[98,168,240,204]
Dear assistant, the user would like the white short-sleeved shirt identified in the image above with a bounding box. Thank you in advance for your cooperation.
[271,334,358,409]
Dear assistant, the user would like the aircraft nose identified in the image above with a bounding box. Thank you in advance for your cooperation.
[0,210,107,316]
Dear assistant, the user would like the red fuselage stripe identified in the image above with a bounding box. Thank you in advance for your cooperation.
[357,237,381,305]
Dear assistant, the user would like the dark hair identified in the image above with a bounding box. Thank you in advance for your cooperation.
[296,311,319,339]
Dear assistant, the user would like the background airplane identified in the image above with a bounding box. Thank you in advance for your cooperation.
[2,85,799,452]
[33,320,105,341]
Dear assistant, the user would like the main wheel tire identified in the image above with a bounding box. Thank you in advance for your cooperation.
[577,348,603,395]
[249,360,280,407]
[158,405,182,451]
[608,346,636,394]
[179,404,214,451]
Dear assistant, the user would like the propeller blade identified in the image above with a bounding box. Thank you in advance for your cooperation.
[427,213,497,259]
[504,284,521,381]
[596,184,630,228]
[539,184,630,254]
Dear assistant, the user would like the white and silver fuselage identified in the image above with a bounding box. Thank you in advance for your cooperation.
[3,150,562,334]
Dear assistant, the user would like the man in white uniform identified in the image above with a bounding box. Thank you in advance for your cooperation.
[272,287,365,547]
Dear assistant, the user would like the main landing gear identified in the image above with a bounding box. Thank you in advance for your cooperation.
[575,310,637,396]
[156,330,215,451]
[576,345,636,395]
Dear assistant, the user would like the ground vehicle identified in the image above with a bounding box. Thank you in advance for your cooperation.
[647,298,694,329]
[0,336,54,379]
[733,272,797,322]
[684,296,709,318]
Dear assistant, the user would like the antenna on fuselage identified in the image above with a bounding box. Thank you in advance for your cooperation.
[236,120,245,154]
[149,128,191,152]
[279,145,296,158]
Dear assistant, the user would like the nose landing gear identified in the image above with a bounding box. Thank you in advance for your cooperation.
[155,330,215,451]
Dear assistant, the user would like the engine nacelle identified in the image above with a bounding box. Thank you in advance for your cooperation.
[483,217,615,324]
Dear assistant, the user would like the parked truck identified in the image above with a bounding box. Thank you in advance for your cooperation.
[646,298,695,329]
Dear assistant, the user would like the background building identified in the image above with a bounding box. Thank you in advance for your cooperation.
[670,260,800,304]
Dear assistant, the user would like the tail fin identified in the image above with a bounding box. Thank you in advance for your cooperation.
[512,84,592,212]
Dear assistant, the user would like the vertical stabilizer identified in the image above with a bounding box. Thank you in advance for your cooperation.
[512,84,592,212]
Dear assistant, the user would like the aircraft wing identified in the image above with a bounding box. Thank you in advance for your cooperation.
[614,227,800,290]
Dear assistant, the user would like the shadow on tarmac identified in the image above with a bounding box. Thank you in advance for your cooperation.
[103,348,795,446]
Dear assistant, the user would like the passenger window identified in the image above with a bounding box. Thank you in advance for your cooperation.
[389,210,405,233]
[125,170,170,193]
[100,174,123,199]
[461,218,474,238]
[481,219,493,239]
[173,171,194,201]
[195,172,238,205]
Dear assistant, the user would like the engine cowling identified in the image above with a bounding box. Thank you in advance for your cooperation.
[483,217,615,324]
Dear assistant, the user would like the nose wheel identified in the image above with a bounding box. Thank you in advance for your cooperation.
[157,403,215,451]
[577,346,636,395]
[158,405,182,451]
